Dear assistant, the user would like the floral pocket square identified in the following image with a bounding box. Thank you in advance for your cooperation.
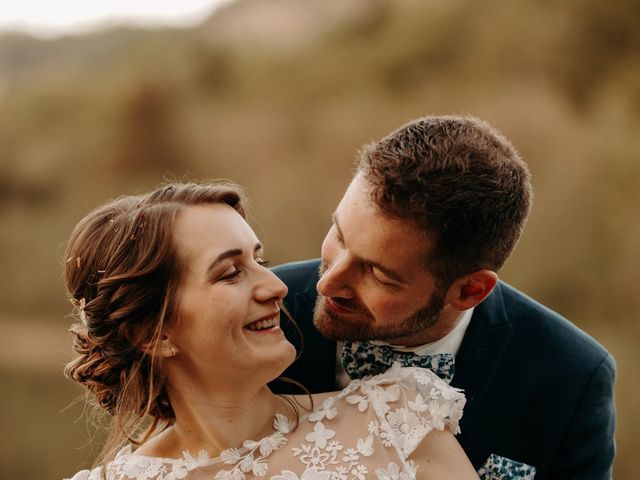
[477,454,536,480]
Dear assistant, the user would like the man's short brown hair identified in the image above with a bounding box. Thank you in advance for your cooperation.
[357,115,532,286]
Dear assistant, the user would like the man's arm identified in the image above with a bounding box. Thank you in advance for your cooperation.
[549,353,616,480]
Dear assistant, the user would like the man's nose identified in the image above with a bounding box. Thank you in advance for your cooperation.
[317,253,355,298]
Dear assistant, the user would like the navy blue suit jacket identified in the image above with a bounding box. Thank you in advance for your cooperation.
[272,259,616,480]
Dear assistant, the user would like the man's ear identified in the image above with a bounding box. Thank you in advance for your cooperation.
[142,335,178,358]
[444,270,498,311]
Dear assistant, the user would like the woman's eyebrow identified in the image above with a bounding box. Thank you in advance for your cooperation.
[206,249,243,276]
[206,243,263,275]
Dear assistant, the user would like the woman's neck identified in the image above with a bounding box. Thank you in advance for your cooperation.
[137,379,291,459]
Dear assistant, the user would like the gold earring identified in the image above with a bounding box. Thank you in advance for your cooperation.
[163,344,176,357]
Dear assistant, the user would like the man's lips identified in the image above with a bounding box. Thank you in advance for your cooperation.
[323,297,361,315]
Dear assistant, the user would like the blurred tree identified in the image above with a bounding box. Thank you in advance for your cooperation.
[556,0,640,108]
[110,81,185,173]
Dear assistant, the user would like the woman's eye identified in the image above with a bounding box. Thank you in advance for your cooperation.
[257,258,270,267]
[219,266,241,281]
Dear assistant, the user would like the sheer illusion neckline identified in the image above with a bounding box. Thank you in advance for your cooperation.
[67,366,467,480]
[125,412,297,468]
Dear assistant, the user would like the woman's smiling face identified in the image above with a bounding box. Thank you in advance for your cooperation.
[167,203,295,385]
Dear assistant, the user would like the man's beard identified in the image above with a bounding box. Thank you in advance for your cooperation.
[312,288,446,342]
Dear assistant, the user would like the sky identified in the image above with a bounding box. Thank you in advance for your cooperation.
[0,0,232,37]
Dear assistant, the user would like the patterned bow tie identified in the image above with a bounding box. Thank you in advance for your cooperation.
[342,340,455,384]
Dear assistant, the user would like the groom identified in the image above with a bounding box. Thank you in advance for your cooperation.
[272,115,616,479]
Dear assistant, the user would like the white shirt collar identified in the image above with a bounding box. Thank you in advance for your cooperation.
[379,307,474,356]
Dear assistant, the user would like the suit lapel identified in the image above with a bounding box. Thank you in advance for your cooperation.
[452,282,513,434]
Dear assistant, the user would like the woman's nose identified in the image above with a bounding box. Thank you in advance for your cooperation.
[255,267,288,303]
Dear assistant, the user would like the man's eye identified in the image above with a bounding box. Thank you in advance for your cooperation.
[332,226,345,247]
[372,271,388,284]
[370,266,395,286]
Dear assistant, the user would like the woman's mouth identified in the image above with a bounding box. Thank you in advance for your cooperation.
[245,314,279,331]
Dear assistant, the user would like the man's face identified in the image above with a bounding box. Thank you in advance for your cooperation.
[314,175,456,346]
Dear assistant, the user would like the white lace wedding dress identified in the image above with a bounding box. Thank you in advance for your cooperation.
[66,365,465,480]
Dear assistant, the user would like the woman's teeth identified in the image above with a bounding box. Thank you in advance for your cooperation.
[246,317,278,331]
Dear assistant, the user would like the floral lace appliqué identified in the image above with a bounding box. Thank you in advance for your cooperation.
[339,364,465,458]
[68,444,211,480]
[281,365,463,480]
[374,461,417,480]
[66,366,465,480]
[290,397,376,479]
[215,413,294,480]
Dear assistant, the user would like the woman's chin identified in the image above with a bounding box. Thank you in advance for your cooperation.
[277,341,298,371]
[262,343,298,385]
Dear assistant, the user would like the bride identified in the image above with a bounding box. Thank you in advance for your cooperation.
[63,182,478,480]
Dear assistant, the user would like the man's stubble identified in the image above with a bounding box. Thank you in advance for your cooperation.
[312,288,446,343]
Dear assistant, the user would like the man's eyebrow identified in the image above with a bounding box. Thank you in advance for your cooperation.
[332,212,405,284]
[206,242,263,275]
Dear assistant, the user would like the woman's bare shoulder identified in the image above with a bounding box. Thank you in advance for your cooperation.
[410,429,479,480]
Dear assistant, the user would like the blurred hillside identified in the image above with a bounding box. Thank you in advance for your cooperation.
[0,0,638,478]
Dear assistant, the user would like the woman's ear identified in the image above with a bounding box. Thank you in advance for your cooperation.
[444,270,498,311]
[142,335,178,358]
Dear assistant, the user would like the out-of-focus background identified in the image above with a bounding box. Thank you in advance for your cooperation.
[1,0,638,477]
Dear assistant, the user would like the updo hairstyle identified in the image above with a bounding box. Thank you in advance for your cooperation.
[63,182,245,464]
